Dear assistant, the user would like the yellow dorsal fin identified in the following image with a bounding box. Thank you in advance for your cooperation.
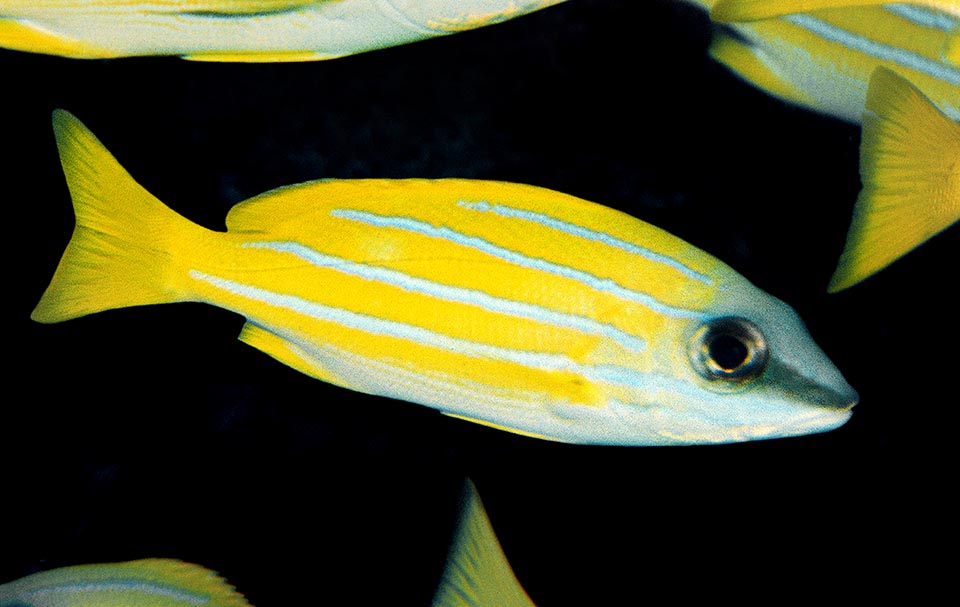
[829,68,960,292]
[711,0,960,22]
[432,480,537,607]
[0,559,251,607]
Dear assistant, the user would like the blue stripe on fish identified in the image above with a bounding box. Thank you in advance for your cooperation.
[189,271,609,373]
[785,14,960,85]
[884,4,956,32]
[456,200,714,285]
[242,240,647,352]
[329,208,707,319]
[22,581,208,605]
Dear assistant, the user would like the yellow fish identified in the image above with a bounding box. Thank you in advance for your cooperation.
[0,559,250,607]
[433,480,534,607]
[829,67,960,291]
[0,0,565,61]
[711,0,960,21]
[684,0,960,123]
[32,111,857,446]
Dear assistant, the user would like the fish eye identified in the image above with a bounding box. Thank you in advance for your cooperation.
[688,317,769,384]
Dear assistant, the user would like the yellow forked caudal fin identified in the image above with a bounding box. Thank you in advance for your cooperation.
[711,0,960,22]
[828,68,960,292]
[31,111,217,323]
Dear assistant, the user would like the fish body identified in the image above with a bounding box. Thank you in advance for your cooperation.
[686,0,960,123]
[432,481,534,607]
[0,559,250,607]
[711,0,960,21]
[0,0,566,61]
[32,111,856,446]
[829,67,960,290]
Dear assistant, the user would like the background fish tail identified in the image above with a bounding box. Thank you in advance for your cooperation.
[432,480,536,607]
[829,68,960,292]
[32,110,214,323]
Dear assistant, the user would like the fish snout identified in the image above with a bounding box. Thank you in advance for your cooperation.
[766,358,858,411]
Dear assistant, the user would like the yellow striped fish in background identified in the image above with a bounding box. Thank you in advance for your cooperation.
[432,480,535,607]
[0,559,251,607]
[0,0,566,61]
[32,111,857,446]
[829,67,960,291]
[684,0,960,123]
[711,0,960,21]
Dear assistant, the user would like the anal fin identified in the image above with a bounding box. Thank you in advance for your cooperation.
[443,413,555,441]
[238,322,343,384]
[183,50,345,62]
[709,32,817,109]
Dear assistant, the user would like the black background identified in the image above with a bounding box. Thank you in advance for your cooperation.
[2,1,954,604]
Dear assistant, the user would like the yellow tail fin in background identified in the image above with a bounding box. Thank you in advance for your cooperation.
[32,110,214,323]
[432,480,536,607]
[829,68,960,292]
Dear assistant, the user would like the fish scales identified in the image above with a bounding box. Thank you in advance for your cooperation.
[183,181,715,415]
[33,111,857,445]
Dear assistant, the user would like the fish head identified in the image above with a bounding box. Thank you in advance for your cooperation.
[600,280,857,446]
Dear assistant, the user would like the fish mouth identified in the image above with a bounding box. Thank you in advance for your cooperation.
[786,405,855,437]
[766,359,859,412]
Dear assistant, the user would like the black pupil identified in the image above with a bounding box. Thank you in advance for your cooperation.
[709,334,750,371]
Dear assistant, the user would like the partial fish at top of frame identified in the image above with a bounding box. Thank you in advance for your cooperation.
[0,0,568,61]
